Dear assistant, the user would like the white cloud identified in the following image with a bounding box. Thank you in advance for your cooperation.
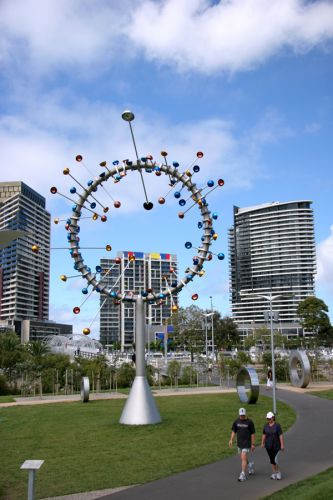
[0,93,289,213]
[316,225,333,292]
[0,0,332,75]
[126,0,333,73]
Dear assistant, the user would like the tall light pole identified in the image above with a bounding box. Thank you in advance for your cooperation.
[240,292,283,415]
[209,296,215,361]
[202,312,214,361]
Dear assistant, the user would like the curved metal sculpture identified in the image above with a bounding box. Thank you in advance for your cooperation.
[81,376,90,403]
[289,350,311,388]
[48,110,225,425]
[236,366,259,404]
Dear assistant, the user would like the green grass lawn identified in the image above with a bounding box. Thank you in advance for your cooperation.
[0,395,15,403]
[264,467,333,499]
[0,393,295,499]
[309,389,333,400]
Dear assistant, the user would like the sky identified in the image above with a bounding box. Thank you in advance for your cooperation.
[0,0,333,337]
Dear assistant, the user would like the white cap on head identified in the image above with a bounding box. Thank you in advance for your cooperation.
[266,411,275,419]
[239,408,246,416]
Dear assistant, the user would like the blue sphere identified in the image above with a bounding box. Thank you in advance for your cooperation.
[72,204,77,212]
[95,265,102,273]
[95,287,101,293]
[218,253,225,260]
[193,165,200,173]
[173,162,179,168]
[159,293,165,299]
[109,290,117,298]
[179,199,186,206]
[90,202,96,209]
[141,291,148,297]
[193,257,199,265]
[70,187,76,194]
[99,171,106,178]
[207,180,214,187]
[212,212,218,220]
[141,157,147,163]
[172,281,177,287]
[115,174,121,181]
[198,221,203,229]
[82,288,88,295]
[87,180,93,186]
[185,241,192,249]
[112,160,119,165]
[174,191,181,199]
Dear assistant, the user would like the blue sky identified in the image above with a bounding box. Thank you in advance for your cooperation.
[0,0,333,336]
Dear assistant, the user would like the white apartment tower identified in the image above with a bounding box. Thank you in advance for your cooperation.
[0,182,51,325]
[100,251,178,348]
[229,201,316,338]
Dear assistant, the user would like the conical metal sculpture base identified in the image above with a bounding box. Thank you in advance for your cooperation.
[119,297,162,425]
[119,376,161,425]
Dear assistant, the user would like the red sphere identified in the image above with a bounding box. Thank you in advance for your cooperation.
[73,307,80,314]
[114,201,121,208]
[158,197,165,204]
[178,212,184,219]
[197,151,204,158]
[218,179,225,186]
[76,155,83,162]
[50,186,57,194]
[101,215,107,222]
[115,257,121,264]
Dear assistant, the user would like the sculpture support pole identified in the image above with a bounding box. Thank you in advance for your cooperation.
[119,296,161,425]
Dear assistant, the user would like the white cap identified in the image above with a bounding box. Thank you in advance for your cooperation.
[239,408,246,416]
[266,411,275,419]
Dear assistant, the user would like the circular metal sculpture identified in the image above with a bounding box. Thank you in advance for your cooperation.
[236,366,259,404]
[289,350,311,388]
[81,376,90,403]
[47,111,225,425]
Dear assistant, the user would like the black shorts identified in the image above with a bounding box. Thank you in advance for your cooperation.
[266,448,280,465]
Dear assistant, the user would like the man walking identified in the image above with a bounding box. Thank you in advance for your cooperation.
[229,408,256,481]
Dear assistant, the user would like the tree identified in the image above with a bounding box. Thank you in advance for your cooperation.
[170,306,205,359]
[213,314,240,350]
[0,332,23,386]
[297,297,333,344]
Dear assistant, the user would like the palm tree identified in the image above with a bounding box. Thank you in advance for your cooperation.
[25,340,50,396]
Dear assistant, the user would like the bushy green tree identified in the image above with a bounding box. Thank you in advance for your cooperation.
[297,297,332,344]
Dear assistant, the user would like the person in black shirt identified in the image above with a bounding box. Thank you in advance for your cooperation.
[261,411,285,480]
[229,407,256,481]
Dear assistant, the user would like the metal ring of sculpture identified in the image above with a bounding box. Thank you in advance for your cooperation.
[289,350,311,388]
[236,365,259,404]
[80,376,90,403]
[65,162,223,310]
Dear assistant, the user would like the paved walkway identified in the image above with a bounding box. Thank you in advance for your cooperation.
[94,387,333,500]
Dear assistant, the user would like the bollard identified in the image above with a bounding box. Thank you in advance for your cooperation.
[20,460,44,500]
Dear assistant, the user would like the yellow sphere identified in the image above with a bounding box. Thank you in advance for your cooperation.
[172,305,178,312]
[92,213,98,221]
[129,255,135,262]
[199,270,205,277]
[31,245,40,253]
[54,218,59,224]
[105,244,112,252]
[212,233,218,240]
[63,168,70,175]
[60,275,67,282]
[83,328,91,335]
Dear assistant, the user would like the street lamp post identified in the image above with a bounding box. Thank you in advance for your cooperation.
[209,296,215,361]
[202,312,214,362]
[240,291,283,415]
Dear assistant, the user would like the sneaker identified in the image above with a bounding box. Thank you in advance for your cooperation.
[276,471,282,480]
[248,462,254,475]
[270,473,277,480]
[238,472,247,482]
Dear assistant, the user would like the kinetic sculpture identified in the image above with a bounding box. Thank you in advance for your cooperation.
[38,111,225,424]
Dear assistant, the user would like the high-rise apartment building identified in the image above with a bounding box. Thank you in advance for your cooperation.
[228,201,316,338]
[0,182,51,326]
[100,251,178,348]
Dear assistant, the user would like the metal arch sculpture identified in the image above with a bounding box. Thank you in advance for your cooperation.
[289,350,311,388]
[48,110,225,425]
[81,376,90,403]
[236,366,260,404]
